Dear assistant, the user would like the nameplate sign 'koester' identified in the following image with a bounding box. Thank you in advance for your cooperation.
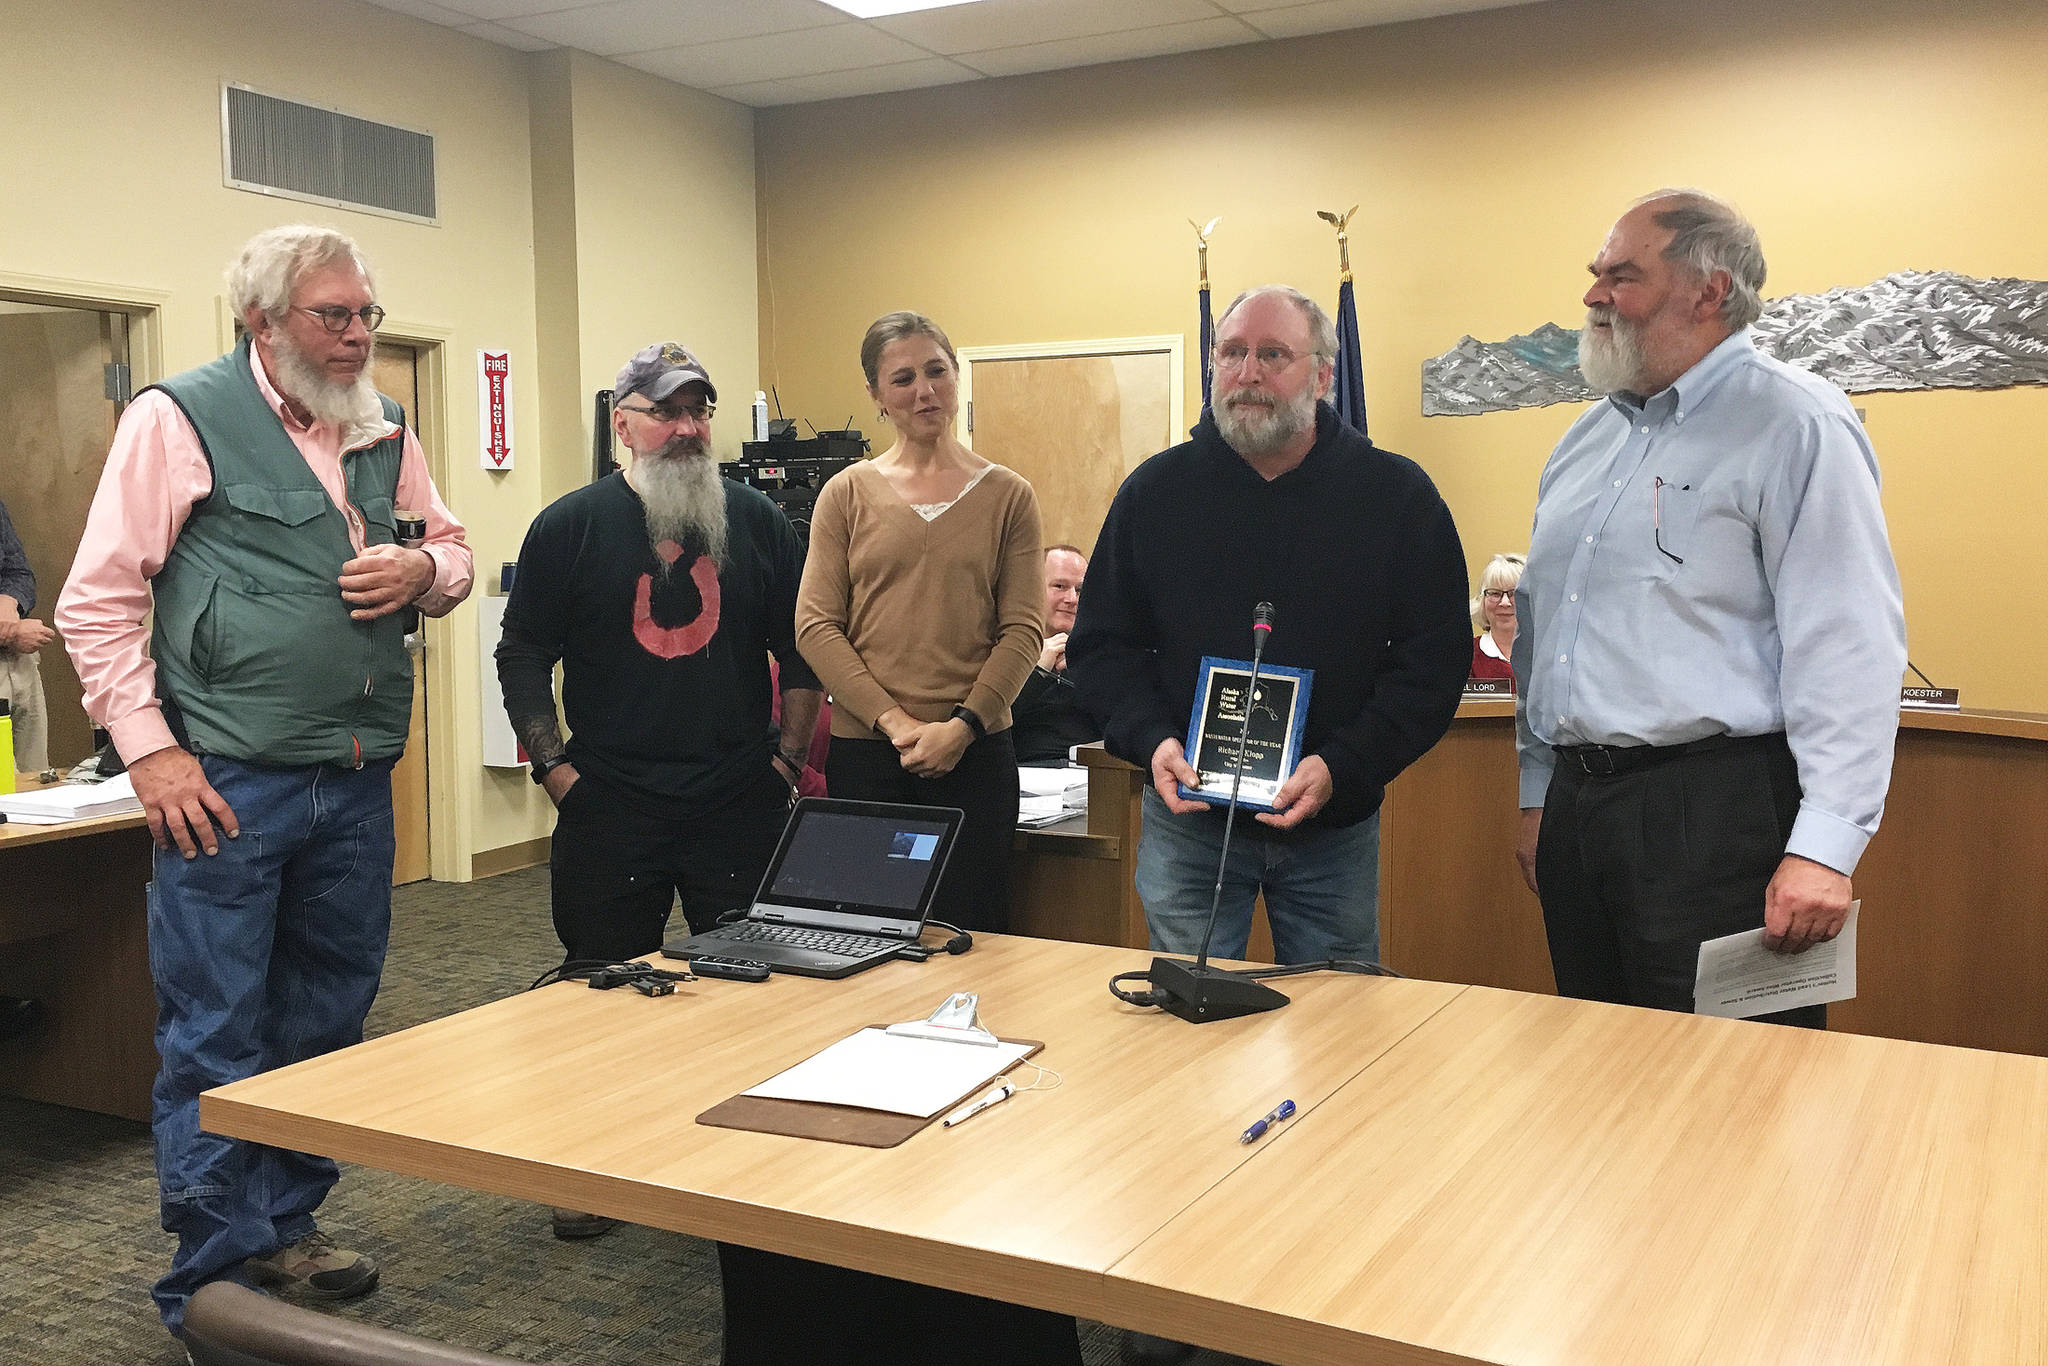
[1180,657,1313,814]
[1900,687,1961,711]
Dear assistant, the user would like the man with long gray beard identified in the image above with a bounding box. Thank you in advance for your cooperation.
[496,339,822,1183]
[58,225,472,1338]
[1513,189,1905,1025]
[1068,284,1470,974]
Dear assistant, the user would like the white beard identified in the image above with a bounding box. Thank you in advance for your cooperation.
[269,327,384,433]
[1576,307,1653,395]
[633,437,728,570]
[1213,381,1318,458]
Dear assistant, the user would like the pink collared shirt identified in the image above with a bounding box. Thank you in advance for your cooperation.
[56,345,473,764]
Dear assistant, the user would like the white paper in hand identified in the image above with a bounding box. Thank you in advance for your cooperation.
[1694,901,1859,1019]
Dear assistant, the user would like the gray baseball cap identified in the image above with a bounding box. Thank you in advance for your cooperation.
[613,341,717,404]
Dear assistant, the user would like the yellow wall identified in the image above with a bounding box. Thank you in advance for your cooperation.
[755,0,2048,712]
[2,0,758,872]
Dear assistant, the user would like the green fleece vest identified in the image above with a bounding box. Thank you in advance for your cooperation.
[147,336,413,767]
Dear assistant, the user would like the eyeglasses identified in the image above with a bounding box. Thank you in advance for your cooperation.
[1480,588,1515,602]
[1211,342,1315,374]
[299,305,386,334]
[618,400,716,425]
[1653,476,1685,565]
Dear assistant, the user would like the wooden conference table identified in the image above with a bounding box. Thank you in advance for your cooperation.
[203,934,2047,1365]
[0,789,155,1122]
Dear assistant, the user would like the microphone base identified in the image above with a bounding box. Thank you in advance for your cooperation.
[1148,957,1290,1024]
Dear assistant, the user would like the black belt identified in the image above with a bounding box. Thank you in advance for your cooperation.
[1552,731,1784,778]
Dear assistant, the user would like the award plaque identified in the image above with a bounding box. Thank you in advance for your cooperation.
[1178,656,1313,813]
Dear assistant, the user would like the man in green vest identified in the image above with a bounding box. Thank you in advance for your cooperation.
[56,225,472,1340]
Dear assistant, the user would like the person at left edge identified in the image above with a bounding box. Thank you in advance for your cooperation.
[55,224,473,1340]
[493,341,822,1242]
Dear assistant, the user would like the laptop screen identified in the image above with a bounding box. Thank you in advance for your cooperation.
[753,799,963,931]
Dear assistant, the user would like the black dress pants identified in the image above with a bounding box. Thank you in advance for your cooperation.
[1535,733,1826,1029]
[717,1245,1083,1366]
[548,764,790,962]
[826,729,1019,932]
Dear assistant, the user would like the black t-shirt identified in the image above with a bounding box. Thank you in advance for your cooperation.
[1011,666,1100,765]
[496,471,819,809]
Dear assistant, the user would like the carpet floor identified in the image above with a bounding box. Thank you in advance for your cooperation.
[0,865,1261,1364]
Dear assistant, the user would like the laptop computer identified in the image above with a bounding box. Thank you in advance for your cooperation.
[661,797,964,979]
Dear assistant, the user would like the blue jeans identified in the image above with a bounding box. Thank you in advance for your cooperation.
[1134,787,1380,964]
[148,755,395,1335]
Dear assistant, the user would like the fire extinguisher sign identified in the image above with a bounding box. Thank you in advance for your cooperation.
[478,350,514,470]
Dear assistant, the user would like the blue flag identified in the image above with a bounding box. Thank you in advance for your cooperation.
[1199,283,1214,409]
[1332,277,1367,439]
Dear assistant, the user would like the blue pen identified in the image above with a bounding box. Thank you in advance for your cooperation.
[1238,1098,1296,1144]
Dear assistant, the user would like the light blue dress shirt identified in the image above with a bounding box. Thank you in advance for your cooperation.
[1513,329,1906,875]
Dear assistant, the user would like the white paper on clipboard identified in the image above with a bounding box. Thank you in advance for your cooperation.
[743,1027,1034,1118]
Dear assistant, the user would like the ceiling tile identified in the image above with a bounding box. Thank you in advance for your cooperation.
[774,56,983,100]
[619,22,935,88]
[359,0,488,26]
[955,15,1261,79]
[1229,0,1538,21]
[708,79,811,107]
[504,0,843,56]
[425,0,595,20]
[870,0,1219,55]
[455,18,559,50]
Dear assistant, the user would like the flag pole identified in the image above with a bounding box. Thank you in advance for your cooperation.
[1317,205,1367,438]
[1190,216,1219,409]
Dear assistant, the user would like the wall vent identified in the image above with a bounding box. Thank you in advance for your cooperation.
[221,84,437,225]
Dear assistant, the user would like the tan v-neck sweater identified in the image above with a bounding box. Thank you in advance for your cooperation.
[796,459,1045,738]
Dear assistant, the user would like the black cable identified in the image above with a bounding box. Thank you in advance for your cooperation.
[1108,971,1169,1007]
[1239,958,1405,980]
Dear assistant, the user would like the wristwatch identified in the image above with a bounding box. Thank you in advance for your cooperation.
[950,705,987,740]
[530,753,572,785]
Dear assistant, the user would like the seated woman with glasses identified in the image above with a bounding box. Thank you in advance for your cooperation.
[795,310,1044,935]
[1470,551,1526,684]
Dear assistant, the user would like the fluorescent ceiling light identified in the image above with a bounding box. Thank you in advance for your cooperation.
[817,0,985,17]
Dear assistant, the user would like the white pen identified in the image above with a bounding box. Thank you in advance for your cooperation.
[943,1082,1015,1127]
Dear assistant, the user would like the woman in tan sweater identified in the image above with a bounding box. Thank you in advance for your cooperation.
[795,310,1045,934]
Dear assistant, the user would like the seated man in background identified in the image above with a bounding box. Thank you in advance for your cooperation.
[0,496,52,773]
[1010,543,1100,765]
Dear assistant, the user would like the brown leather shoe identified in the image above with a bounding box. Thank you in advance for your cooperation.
[244,1231,380,1301]
[550,1207,619,1240]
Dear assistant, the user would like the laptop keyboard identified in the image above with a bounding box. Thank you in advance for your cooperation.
[718,922,901,957]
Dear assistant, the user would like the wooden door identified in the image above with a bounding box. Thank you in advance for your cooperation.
[966,351,1174,554]
[371,343,431,886]
[0,303,124,771]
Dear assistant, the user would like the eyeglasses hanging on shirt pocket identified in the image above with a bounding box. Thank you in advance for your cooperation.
[1653,476,1690,565]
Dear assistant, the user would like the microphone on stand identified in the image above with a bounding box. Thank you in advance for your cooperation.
[1144,600,1291,1024]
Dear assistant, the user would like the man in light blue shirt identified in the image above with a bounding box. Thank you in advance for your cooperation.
[1513,189,1906,1026]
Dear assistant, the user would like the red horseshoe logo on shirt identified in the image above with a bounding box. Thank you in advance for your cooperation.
[632,539,721,659]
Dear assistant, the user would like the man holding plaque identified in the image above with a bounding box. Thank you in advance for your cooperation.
[1513,189,1905,1026]
[1069,285,1470,965]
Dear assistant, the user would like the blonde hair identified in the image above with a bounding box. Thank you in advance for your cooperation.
[1470,552,1527,628]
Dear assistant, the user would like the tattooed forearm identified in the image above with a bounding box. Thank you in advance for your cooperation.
[512,712,566,766]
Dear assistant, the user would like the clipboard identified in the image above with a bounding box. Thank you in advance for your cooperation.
[697,1034,1043,1147]
[697,1001,1044,1148]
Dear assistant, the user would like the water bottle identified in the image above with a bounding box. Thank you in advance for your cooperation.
[396,511,427,636]
[0,699,13,794]
[752,390,769,442]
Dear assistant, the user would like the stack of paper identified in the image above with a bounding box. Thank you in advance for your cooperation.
[0,773,142,825]
[1017,765,1087,827]
[743,1026,1034,1118]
